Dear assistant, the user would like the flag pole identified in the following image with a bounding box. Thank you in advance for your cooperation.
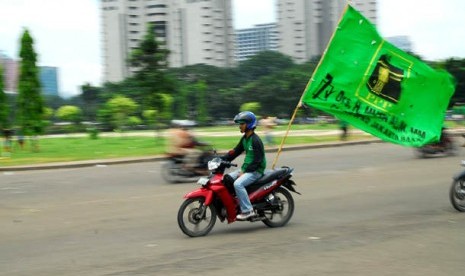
[271,3,350,169]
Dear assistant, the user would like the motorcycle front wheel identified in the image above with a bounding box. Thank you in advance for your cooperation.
[262,187,294,228]
[161,160,180,183]
[177,197,217,237]
[446,142,458,156]
[413,148,426,158]
[450,177,465,212]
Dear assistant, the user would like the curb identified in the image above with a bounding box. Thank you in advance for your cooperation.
[0,138,383,172]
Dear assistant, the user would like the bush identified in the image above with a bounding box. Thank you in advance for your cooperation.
[87,127,99,139]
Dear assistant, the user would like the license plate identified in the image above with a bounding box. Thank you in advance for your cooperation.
[197,177,209,185]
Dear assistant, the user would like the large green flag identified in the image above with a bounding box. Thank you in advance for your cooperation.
[301,5,455,147]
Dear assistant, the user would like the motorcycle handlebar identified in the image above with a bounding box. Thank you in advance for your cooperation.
[220,158,237,168]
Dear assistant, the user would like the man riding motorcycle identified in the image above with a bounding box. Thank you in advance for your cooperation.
[166,123,206,173]
[222,111,267,220]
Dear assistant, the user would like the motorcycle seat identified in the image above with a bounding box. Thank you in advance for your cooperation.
[254,167,290,185]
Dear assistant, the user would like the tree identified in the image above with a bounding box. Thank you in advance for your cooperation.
[105,95,138,131]
[159,93,173,122]
[16,29,44,146]
[55,105,82,133]
[128,23,175,113]
[174,86,189,119]
[80,83,101,121]
[240,61,316,118]
[237,51,295,83]
[444,58,465,106]
[240,102,261,114]
[167,64,241,119]
[143,109,158,129]
[195,80,208,124]
[55,105,82,124]
[0,64,9,130]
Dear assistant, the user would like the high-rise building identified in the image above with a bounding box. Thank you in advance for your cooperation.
[277,0,377,63]
[235,23,278,62]
[39,66,59,96]
[167,0,235,68]
[101,0,235,83]
[0,52,18,93]
[1,52,60,96]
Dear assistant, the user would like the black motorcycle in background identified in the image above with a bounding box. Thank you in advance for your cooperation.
[161,142,214,183]
[450,160,465,212]
[414,128,457,158]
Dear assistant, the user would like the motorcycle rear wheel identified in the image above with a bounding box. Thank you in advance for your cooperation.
[262,187,294,227]
[450,177,465,212]
[177,197,217,237]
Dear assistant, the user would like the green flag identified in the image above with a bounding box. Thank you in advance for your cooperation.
[301,5,455,147]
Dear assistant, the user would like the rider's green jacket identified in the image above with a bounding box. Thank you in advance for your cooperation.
[223,132,266,174]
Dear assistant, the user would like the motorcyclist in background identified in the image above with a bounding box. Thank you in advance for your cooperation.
[432,126,451,149]
[166,122,205,173]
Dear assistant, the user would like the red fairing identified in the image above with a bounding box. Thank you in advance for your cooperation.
[184,188,214,205]
[209,174,223,185]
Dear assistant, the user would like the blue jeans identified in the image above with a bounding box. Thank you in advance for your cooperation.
[228,170,262,213]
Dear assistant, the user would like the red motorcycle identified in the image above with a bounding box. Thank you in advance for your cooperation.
[177,157,300,237]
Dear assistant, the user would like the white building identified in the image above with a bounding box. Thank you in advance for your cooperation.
[277,0,377,63]
[101,0,234,83]
[235,23,279,62]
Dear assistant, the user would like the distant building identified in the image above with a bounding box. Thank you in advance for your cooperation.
[1,52,59,96]
[0,52,18,93]
[101,0,235,83]
[235,23,278,62]
[277,0,378,63]
[386,35,413,53]
[39,66,59,96]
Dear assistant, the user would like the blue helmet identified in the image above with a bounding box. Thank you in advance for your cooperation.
[234,111,257,130]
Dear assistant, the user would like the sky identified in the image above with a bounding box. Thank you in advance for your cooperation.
[0,0,464,98]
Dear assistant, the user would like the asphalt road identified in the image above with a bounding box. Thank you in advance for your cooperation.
[1,143,465,275]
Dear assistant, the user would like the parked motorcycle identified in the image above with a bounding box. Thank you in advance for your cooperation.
[450,160,465,212]
[161,143,214,183]
[414,130,457,158]
[177,157,300,237]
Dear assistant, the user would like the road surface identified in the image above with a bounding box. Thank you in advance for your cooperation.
[1,143,464,275]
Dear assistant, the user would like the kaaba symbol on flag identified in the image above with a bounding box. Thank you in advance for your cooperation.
[367,54,404,103]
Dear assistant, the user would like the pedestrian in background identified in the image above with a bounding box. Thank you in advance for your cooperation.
[339,120,349,141]
[260,115,276,146]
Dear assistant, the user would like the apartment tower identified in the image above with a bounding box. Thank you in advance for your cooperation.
[101,0,234,83]
[277,0,377,63]
[235,23,279,62]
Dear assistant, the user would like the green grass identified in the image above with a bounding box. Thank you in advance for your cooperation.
[194,123,339,133]
[0,129,371,167]
[2,121,460,167]
[0,137,165,166]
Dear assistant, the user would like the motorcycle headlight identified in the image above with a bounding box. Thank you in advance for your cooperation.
[208,157,222,170]
[197,177,209,186]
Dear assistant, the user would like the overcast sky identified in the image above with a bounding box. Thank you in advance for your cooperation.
[1,0,464,98]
